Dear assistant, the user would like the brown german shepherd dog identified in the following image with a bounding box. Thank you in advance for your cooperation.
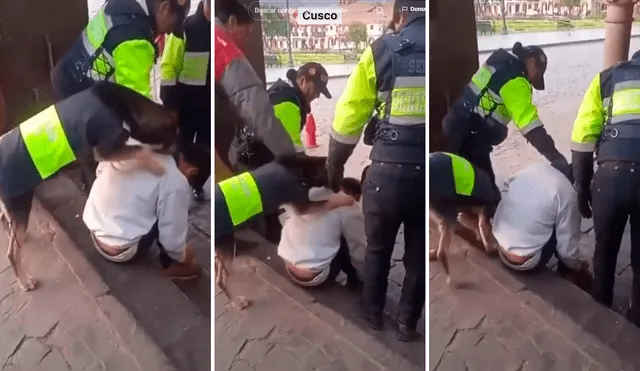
[2,81,178,291]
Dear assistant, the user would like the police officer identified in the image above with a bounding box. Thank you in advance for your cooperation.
[51,0,190,100]
[160,0,211,197]
[443,42,569,182]
[215,0,296,160]
[571,50,640,325]
[325,0,425,341]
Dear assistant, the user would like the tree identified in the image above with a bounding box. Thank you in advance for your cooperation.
[558,0,580,16]
[261,6,288,50]
[260,5,293,65]
[499,0,508,34]
[347,22,367,51]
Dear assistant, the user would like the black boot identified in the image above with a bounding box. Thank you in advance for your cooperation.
[362,311,383,331]
[396,322,419,342]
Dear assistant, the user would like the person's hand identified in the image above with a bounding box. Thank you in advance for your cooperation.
[164,244,200,280]
[576,186,592,219]
[326,192,355,210]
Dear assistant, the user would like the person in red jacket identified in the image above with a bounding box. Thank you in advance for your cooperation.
[214,0,296,160]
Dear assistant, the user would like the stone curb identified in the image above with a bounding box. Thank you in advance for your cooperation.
[478,33,640,54]
[447,227,640,369]
[34,175,179,371]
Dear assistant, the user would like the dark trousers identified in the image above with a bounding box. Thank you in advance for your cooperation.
[131,223,178,268]
[362,162,426,328]
[458,136,495,184]
[591,162,640,322]
[443,109,496,183]
[324,237,358,286]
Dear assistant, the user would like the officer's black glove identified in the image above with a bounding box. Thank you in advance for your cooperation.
[576,187,593,219]
[572,151,595,219]
[522,126,564,163]
[326,137,356,192]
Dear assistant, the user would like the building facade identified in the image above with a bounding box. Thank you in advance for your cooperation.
[263,0,392,52]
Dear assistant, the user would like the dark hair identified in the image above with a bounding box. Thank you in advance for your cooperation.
[286,68,298,84]
[340,177,362,200]
[512,41,529,61]
[178,142,211,175]
[215,0,253,25]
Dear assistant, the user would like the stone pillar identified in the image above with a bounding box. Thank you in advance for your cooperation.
[603,0,636,69]
[430,0,478,152]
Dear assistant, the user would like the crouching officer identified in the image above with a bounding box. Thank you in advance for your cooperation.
[160,0,211,197]
[443,42,569,182]
[51,0,190,100]
[325,0,425,341]
[571,50,640,325]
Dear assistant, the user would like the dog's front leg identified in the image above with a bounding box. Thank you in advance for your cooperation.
[476,207,497,256]
[6,222,35,291]
[215,255,251,310]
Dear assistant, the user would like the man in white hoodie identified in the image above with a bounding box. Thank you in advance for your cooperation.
[278,176,366,289]
[492,161,590,275]
[83,141,210,279]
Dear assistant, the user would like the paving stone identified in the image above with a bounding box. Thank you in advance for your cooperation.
[34,349,71,371]
[12,338,50,370]
[15,304,60,338]
[0,321,26,366]
[62,340,95,371]
[255,345,304,371]
[435,352,467,371]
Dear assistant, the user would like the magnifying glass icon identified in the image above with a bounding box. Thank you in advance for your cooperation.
[376,6,384,15]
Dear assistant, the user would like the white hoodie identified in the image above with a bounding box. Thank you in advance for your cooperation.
[82,150,191,262]
[492,162,583,270]
[277,187,366,271]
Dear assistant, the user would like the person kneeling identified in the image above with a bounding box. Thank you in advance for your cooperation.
[493,162,591,282]
[82,141,211,279]
[278,176,366,290]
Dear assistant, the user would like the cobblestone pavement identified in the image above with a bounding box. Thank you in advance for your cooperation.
[215,255,424,371]
[0,203,139,371]
[428,232,636,371]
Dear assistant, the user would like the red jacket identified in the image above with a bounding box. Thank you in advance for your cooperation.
[214,24,295,157]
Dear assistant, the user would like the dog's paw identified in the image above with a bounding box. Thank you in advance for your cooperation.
[18,276,36,291]
[232,296,252,310]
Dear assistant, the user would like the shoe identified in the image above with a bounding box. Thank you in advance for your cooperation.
[164,262,200,281]
[362,312,383,331]
[396,322,419,342]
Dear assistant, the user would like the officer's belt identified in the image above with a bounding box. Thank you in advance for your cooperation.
[602,124,640,140]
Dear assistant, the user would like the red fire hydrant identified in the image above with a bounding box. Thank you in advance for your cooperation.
[305,113,319,149]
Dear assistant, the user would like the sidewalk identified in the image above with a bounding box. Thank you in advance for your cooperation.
[430,229,640,370]
[0,201,142,371]
[477,27,640,54]
[216,253,424,371]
